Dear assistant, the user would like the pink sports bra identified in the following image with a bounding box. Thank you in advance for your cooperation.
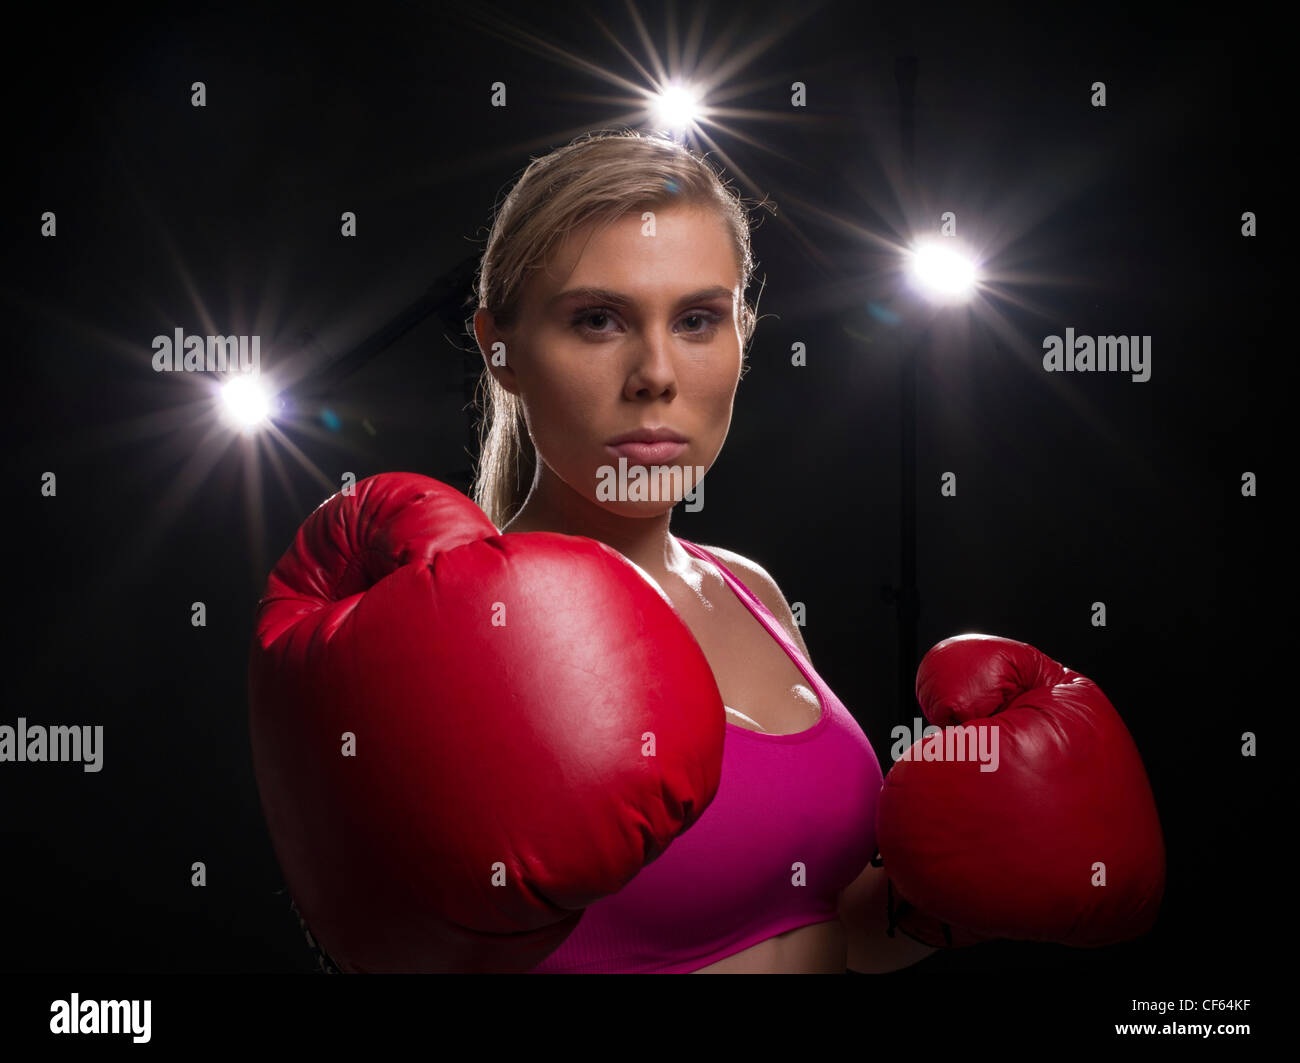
[531,539,884,973]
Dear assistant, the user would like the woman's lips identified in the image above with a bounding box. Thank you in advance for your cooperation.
[604,441,688,463]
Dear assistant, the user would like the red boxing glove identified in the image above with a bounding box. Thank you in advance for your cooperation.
[876,634,1165,948]
[248,472,725,972]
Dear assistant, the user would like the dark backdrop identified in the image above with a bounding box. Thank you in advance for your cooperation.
[1,0,1281,991]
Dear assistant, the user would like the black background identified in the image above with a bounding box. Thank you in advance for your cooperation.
[1,0,1281,995]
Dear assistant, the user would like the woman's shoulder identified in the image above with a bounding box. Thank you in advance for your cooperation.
[685,542,775,591]
[682,541,811,659]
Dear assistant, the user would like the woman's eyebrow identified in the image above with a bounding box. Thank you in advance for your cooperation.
[547,285,733,309]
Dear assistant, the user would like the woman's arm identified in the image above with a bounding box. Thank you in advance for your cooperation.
[837,859,938,973]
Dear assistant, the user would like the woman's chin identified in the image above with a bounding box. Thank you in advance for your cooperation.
[593,499,681,520]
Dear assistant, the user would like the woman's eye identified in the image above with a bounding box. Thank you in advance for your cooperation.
[573,309,617,334]
[679,312,721,336]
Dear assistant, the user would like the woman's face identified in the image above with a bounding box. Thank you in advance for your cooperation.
[482,202,744,518]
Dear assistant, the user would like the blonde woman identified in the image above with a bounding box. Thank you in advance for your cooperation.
[470,129,924,973]
[249,130,1165,975]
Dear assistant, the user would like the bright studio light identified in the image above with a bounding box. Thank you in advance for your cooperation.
[221,374,273,430]
[651,83,701,131]
[907,240,979,302]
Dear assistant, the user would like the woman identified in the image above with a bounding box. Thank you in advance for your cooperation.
[469,129,936,973]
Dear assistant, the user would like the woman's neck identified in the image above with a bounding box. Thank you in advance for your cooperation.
[500,470,689,588]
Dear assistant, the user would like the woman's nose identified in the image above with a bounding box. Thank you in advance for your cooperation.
[623,336,678,400]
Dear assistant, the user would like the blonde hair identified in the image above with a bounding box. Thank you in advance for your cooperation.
[468,129,764,529]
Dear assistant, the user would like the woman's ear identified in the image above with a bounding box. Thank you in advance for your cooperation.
[474,307,520,395]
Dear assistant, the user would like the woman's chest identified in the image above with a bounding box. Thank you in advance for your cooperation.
[670,577,822,736]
